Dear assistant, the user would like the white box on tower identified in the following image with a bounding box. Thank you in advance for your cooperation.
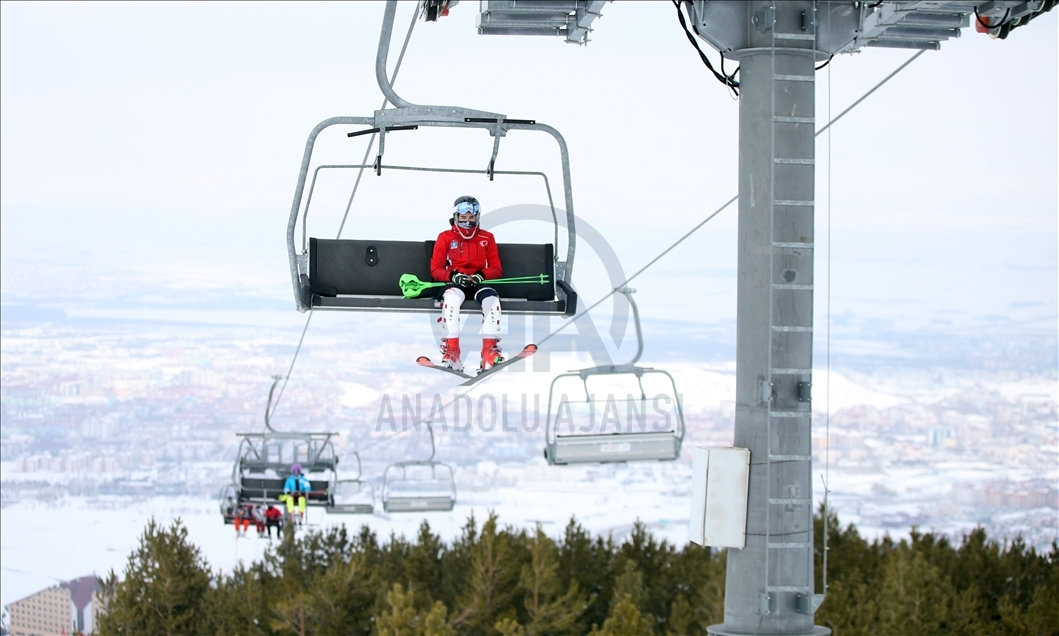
[689,446,750,548]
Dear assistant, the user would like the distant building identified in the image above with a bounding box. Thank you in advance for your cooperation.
[5,575,103,636]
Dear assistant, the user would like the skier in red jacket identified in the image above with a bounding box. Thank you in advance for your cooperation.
[430,195,504,373]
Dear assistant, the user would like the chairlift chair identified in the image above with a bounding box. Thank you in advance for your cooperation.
[327,452,376,514]
[381,415,457,513]
[382,461,457,513]
[543,288,686,465]
[232,431,339,508]
[230,377,340,509]
[286,2,578,317]
[218,484,237,524]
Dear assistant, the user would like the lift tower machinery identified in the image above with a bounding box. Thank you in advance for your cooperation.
[452,1,1052,635]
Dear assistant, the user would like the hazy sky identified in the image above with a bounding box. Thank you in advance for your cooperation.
[2,2,1056,338]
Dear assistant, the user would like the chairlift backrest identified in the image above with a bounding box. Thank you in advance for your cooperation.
[307,238,569,313]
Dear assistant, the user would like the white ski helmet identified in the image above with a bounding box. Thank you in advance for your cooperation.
[451,195,481,239]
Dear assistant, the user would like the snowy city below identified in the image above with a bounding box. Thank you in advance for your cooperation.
[2,313,1056,610]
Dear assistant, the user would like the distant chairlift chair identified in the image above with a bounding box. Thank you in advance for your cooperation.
[231,432,339,509]
[221,377,339,520]
[327,451,376,514]
[381,418,456,513]
[544,288,686,465]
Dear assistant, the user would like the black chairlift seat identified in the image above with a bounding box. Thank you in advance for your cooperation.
[238,477,332,505]
[287,109,580,318]
[305,238,573,315]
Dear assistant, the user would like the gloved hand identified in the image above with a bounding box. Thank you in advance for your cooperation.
[451,271,473,288]
[471,272,485,285]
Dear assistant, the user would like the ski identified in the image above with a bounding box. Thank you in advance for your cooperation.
[416,344,538,386]
[415,356,473,380]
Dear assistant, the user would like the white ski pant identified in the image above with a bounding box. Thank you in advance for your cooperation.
[441,287,501,338]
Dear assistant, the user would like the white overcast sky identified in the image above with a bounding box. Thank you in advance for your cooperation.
[1,1,1056,333]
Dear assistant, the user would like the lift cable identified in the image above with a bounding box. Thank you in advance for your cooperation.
[267,3,421,424]
[336,3,421,239]
[816,49,924,137]
[823,0,834,599]
[360,49,928,452]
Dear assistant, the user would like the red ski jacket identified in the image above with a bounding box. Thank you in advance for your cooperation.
[430,226,503,282]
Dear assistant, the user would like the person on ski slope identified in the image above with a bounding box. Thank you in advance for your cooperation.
[282,463,312,524]
[430,195,504,373]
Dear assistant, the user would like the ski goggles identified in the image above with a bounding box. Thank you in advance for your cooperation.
[454,201,480,215]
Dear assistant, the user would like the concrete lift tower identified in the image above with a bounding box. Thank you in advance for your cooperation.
[471,1,1054,635]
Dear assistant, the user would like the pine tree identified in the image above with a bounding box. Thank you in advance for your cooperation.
[404,521,445,610]
[494,617,525,636]
[205,563,271,636]
[610,560,647,616]
[618,521,675,633]
[451,512,522,634]
[688,548,725,631]
[876,545,954,634]
[374,583,459,636]
[96,518,212,636]
[664,595,693,636]
[440,513,477,611]
[558,517,614,632]
[590,594,651,636]
[519,525,585,635]
[308,552,381,635]
[375,583,421,636]
[422,601,456,636]
[997,555,1059,636]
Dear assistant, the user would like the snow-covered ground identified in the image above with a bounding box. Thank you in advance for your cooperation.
[4,453,1055,610]
[0,473,694,609]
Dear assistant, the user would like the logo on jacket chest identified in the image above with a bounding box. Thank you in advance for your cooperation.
[450,240,458,249]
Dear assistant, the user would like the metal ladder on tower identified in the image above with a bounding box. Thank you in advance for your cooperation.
[762,0,825,620]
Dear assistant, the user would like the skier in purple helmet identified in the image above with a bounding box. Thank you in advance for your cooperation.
[282,463,312,525]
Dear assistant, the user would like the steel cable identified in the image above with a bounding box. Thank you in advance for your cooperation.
[267,4,421,424]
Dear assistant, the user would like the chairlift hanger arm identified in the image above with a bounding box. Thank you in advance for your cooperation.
[351,451,362,481]
[286,3,578,312]
[287,116,373,311]
[374,0,576,273]
[264,374,283,432]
